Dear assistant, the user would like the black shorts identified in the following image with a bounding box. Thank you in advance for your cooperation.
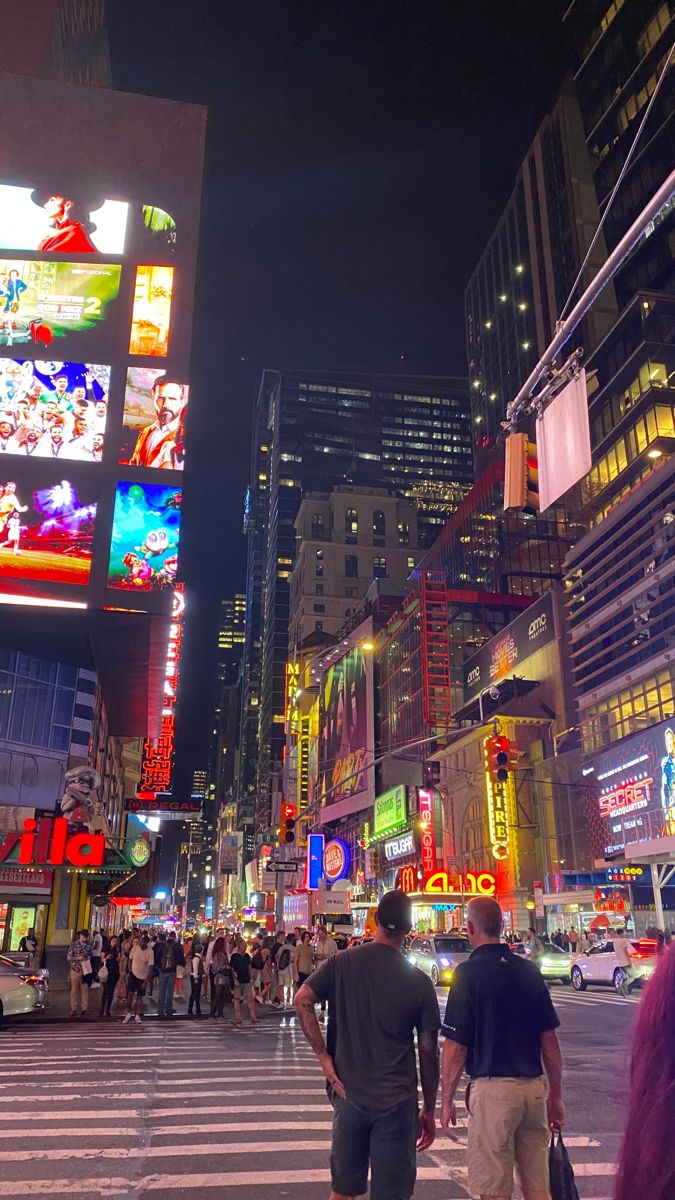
[330,1091,418,1200]
[127,974,146,996]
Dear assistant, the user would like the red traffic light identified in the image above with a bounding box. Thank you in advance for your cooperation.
[485,734,519,784]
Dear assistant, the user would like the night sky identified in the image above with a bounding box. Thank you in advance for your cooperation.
[107,0,571,785]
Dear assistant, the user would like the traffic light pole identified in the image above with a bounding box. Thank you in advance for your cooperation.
[274,868,285,932]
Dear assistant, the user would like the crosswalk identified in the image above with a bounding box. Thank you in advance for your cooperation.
[0,1017,618,1198]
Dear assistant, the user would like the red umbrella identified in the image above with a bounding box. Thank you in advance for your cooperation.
[590,914,610,931]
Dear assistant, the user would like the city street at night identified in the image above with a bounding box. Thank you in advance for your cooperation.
[0,989,631,1199]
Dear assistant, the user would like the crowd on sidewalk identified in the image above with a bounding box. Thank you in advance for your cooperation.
[65,923,338,1024]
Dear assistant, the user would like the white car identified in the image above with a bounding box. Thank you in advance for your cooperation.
[570,939,658,992]
[0,954,48,1018]
[511,942,571,984]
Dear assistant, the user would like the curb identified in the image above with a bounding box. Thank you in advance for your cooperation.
[4,1005,294,1028]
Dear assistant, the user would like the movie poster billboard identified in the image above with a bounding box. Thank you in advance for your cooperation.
[585,716,675,858]
[128,265,174,357]
[0,358,110,462]
[0,259,120,349]
[107,480,181,592]
[318,628,375,817]
[0,184,129,255]
[120,367,188,469]
[0,470,97,586]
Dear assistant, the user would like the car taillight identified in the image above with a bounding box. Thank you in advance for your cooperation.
[18,974,40,986]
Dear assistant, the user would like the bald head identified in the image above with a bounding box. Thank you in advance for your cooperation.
[466,897,503,944]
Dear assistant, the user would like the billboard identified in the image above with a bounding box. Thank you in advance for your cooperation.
[108,481,181,592]
[585,716,675,859]
[0,184,129,255]
[120,367,188,469]
[129,265,174,357]
[318,632,375,816]
[463,591,555,704]
[0,471,96,587]
[0,357,110,462]
[0,259,120,348]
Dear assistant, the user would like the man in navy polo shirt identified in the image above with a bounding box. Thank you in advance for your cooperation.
[440,896,565,1200]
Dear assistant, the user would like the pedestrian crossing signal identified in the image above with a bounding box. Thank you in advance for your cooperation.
[504,432,539,512]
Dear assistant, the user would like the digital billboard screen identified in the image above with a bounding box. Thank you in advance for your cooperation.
[318,633,375,816]
[128,265,174,357]
[0,472,96,586]
[0,184,129,255]
[0,259,120,349]
[108,480,181,592]
[586,716,675,858]
[0,358,110,462]
[120,367,188,469]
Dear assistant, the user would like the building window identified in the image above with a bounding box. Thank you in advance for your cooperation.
[345,586,357,597]
[407,556,416,570]
[345,507,358,536]
[398,520,410,545]
[313,604,325,613]
[345,554,358,578]
[373,556,387,579]
[315,621,323,631]
[315,548,324,578]
[315,584,323,595]
[373,509,386,537]
[311,512,325,539]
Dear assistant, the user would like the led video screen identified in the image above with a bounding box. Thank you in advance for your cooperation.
[0,184,129,255]
[120,367,188,469]
[0,259,120,349]
[108,481,181,592]
[128,265,174,357]
[0,358,110,462]
[0,473,96,586]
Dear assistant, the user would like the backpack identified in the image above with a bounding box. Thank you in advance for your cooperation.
[277,947,291,971]
[162,946,174,971]
[251,950,264,970]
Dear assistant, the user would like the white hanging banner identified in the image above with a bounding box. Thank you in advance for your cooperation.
[536,369,592,511]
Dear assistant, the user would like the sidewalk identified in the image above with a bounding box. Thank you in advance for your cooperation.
[12,981,290,1025]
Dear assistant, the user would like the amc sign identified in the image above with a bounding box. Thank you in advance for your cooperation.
[398,866,496,897]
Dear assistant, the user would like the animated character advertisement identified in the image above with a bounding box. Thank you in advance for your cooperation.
[0,183,177,257]
[108,481,181,592]
[0,259,120,349]
[0,475,96,586]
[120,368,188,470]
[318,640,374,810]
[0,359,110,463]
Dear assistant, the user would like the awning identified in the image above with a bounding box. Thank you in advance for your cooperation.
[451,676,540,723]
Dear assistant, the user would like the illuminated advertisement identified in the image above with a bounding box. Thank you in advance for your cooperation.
[373,785,408,838]
[463,591,555,704]
[0,259,121,348]
[108,481,181,591]
[0,473,96,586]
[318,635,375,814]
[586,716,675,857]
[398,867,496,896]
[0,358,110,462]
[120,367,188,469]
[136,587,184,798]
[0,184,129,255]
[417,788,438,873]
[128,265,174,357]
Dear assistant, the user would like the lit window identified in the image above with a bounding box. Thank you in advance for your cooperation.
[345,507,358,535]
[373,556,387,579]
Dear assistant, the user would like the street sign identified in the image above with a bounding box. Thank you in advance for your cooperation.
[267,862,299,872]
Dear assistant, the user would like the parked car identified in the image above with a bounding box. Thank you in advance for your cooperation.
[511,942,571,984]
[407,933,471,986]
[570,939,658,992]
[0,954,48,1018]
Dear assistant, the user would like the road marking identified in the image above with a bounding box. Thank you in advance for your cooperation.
[0,1167,457,1194]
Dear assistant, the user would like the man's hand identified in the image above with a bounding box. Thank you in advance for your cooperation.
[547,1093,565,1130]
[440,1097,460,1140]
[318,1051,346,1100]
[416,1107,436,1152]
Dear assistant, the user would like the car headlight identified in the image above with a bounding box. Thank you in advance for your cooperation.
[439,957,451,967]
[441,968,454,978]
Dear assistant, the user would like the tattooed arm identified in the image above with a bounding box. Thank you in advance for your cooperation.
[294,982,346,1099]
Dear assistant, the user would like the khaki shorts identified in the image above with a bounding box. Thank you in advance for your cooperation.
[466,1076,550,1198]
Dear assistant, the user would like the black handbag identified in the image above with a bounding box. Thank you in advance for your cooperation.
[548,1132,580,1200]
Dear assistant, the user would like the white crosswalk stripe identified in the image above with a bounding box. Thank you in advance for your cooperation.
[0,1021,617,1198]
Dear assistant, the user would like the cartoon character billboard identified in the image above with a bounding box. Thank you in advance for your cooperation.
[107,481,181,592]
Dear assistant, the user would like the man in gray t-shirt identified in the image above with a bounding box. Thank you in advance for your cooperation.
[296,892,440,1200]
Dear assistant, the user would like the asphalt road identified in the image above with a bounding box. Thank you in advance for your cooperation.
[0,983,633,1199]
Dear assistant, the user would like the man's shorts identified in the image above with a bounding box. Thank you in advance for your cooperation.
[330,1091,418,1200]
[233,981,254,1000]
[466,1076,550,1198]
[127,974,146,996]
[277,969,293,988]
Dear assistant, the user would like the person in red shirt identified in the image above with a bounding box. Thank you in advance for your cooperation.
[37,194,96,253]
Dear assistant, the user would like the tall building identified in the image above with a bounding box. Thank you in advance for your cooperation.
[216,594,246,683]
[243,367,473,830]
[564,0,674,310]
[465,84,617,462]
[1,0,111,85]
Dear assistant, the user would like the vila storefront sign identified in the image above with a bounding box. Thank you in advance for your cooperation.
[373,785,408,837]
[398,866,496,896]
[0,817,105,868]
[463,591,555,704]
[383,830,415,861]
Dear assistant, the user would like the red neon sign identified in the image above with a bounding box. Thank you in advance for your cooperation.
[417,789,437,874]
[398,867,496,896]
[0,817,105,869]
[138,586,184,797]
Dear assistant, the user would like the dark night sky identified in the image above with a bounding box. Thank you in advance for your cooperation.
[107,0,571,783]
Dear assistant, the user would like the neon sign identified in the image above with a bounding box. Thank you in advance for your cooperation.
[417,789,437,873]
[323,838,351,883]
[484,736,511,860]
[398,866,496,896]
[0,817,105,868]
[598,778,652,819]
[138,586,184,797]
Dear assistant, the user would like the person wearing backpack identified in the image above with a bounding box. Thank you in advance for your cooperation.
[188,944,205,1017]
[251,940,265,1001]
[275,934,295,1008]
[156,930,185,1018]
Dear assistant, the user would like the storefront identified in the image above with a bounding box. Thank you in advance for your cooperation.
[398,866,498,932]
[0,866,53,954]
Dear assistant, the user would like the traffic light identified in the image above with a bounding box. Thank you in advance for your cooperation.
[504,432,539,512]
[281,802,296,844]
[485,735,520,783]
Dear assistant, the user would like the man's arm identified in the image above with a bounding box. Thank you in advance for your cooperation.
[440,1039,467,1140]
[294,982,346,1099]
[541,1029,565,1130]
[417,1028,439,1151]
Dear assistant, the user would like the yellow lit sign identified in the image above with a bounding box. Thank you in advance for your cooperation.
[484,735,511,861]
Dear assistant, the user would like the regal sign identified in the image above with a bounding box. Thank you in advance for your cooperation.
[0,817,105,869]
[398,866,496,896]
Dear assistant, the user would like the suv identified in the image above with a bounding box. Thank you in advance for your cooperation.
[407,933,471,987]
[570,939,658,992]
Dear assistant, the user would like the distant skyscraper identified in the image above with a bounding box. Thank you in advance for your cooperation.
[0,0,111,86]
[242,367,473,830]
[217,594,246,684]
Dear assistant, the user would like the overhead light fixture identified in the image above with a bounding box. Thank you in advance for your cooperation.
[648,448,663,459]
[485,320,492,329]
[499,293,508,302]
[472,379,481,389]
[489,392,497,401]
[522,341,531,350]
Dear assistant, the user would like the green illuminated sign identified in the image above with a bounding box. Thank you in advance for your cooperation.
[126,837,151,869]
[373,785,408,838]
